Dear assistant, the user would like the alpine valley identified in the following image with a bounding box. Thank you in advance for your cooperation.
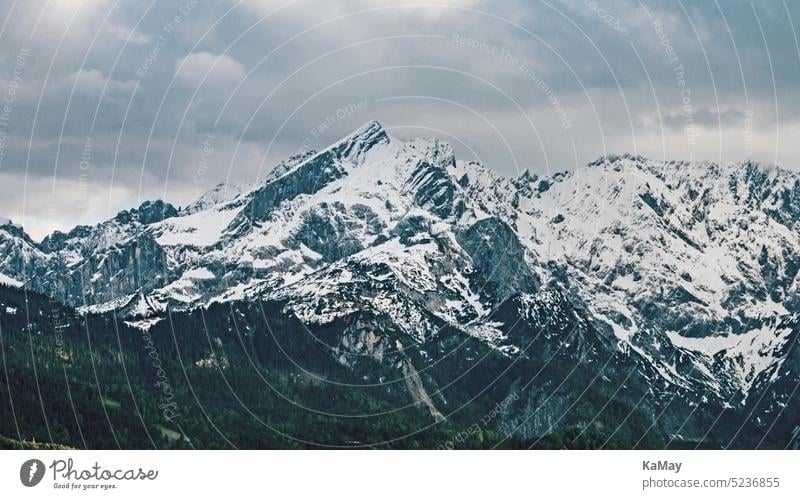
[1,121,799,449]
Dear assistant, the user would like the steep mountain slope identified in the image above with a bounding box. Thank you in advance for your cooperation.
[0,219,50,287]
[1,123,799,448]
[514,156,800,402]
[450,152,800,402]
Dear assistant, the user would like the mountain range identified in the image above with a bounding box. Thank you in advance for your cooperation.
[1,121,798,449]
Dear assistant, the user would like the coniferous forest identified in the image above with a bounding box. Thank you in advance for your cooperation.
[3,282,794,450]
[0,283,675,450]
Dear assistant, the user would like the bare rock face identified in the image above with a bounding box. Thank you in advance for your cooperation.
[238,121,389,225]
[457,217,539,304]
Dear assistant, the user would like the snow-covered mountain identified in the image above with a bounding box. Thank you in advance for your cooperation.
[2,121,799,444]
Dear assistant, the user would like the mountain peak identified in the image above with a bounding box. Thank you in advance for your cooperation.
[328,120,390,164]
[586,153,650,168]
[114,199,178,225]
[351,120,385,138]
[403,136,456,170]
[0,218,36,246]
[184,182,248,215]
[0,217,23,231]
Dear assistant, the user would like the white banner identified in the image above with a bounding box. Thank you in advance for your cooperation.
[1,450,798,498]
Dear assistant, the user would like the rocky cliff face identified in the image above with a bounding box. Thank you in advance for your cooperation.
[1,122,799,446]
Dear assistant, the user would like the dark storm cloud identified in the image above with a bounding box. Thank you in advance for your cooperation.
[0,0,798,239]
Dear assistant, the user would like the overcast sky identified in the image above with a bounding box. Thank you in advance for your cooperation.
[1,0,798,240]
